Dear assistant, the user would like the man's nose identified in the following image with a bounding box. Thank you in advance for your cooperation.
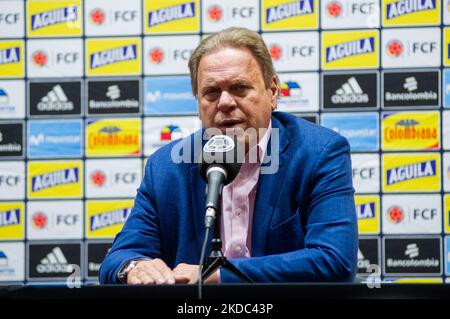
[217,91,237,112]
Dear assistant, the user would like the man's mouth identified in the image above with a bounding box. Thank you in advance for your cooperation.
[218,119,243,129]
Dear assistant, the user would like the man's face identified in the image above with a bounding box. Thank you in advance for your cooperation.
[196,47,278,145]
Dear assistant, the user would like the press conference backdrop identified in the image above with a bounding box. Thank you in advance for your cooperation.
[0,0,449,285]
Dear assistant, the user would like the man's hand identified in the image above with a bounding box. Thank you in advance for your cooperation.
[127,258,175,285]
[173,263,220,284]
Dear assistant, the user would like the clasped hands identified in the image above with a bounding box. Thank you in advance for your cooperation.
[126,258,219,285]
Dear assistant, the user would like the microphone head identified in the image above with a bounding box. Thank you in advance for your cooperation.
[199,134,243,185]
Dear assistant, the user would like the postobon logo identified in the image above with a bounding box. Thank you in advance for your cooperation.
[144,0,199,34]
[86,38,141,76]
[262,0,318,30]
[382,0,440,26]
[27,0,82,37]
[86,200,133,238]
[86,118,141,157]
[382,112,440,151]
[322,30,379,69]
[28,161,83,199]
[0,41,24,78]
[0,202,24,240]
[355,195,380,234]
[383,153,441,192]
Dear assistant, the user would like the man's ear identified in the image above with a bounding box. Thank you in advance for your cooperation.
[269,76,279,111]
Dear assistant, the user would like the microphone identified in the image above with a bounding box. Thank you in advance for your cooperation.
[199,134,242,228]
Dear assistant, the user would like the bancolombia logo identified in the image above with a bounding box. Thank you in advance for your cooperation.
[384,237,441,275]
[383,71,439,108]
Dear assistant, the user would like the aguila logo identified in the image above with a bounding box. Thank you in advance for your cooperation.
[32,51,47,67]
[208,5,223,22]
[32,212,47,229]
[386,40,403,58]
[387,206,404,224]
[269,44,282,61]
[149,48,164,64]
[90,8,105,25]
[90,170,106,187]
[326,1,342,18]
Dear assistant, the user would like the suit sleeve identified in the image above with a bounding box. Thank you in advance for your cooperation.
[220,134,358,283]
[98,159,162,284]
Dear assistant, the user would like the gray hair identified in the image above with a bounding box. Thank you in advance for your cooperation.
[188,27,280,97]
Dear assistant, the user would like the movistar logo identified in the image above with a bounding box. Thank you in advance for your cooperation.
[31,168,79,192]
[148,2,195,27]
[31,5,78,31]
[266,0,314,24]
[90,208,131,231]
[386,160,436,185]
[0,47,20,65]
[326,37,375,63]
[90,45,137,69]
[386,0,436,20]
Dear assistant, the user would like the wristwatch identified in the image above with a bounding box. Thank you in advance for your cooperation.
[117,260,140,284]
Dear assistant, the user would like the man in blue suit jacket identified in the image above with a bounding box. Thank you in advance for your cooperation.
[99,27,357,285]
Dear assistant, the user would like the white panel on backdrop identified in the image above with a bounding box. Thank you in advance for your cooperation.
[0,1,24,38]
[27,201,83,240]
[85,158,142,198]
[262,32,319,72]
[144,35,200,75]
[0,161,25,200]
[321,0,380,29]
[0,80,25,119]
[382,194,442,234]
[0,242,25,282]
[27,39,83,78]
[277,72,318,112]
[202,0,259,33]
[444,111,450,150]
[381,28,440,68]
[144,116,201,156]
[84,0,141,36]
[444,153,450,192]
[351,153,380,193]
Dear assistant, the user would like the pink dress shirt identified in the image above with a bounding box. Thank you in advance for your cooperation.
[220,121,272,259]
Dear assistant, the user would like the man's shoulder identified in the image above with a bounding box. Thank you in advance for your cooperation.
[273,111,347,150]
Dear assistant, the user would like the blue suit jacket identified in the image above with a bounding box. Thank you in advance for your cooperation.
[99,112,358,284]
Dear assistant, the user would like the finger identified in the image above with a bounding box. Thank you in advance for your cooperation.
[133,261,166,284]
[137,272,155,285]
[174,274,190,284]
[127,273,143,285]
[152,259,175,284]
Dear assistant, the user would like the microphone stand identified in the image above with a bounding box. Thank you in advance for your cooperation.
[201,191,253,283]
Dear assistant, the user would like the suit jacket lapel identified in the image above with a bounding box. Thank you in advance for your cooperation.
[251,115,289,257]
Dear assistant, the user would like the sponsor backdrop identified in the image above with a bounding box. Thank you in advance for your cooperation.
[0,0,449,285]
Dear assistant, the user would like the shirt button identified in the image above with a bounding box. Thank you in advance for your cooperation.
[236,208,242,216]
[236,245,242,252]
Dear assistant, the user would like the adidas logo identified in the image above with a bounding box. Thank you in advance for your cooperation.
[404,243,419,258]
[36,247,74,273]
[37,85,74,112]
[403,77,418,92]
[357,248,370,269]
[331,77,369,104]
